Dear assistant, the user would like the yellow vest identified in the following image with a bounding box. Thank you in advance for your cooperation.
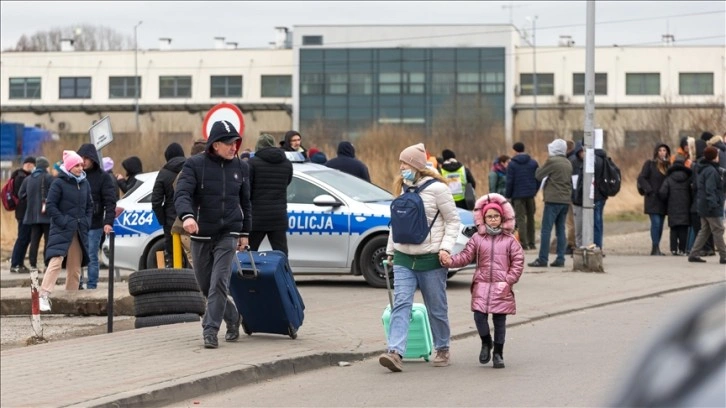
[440,166,467,201]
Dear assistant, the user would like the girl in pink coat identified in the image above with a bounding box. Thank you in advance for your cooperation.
[445,193,524,368]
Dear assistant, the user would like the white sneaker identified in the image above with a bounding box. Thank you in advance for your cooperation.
[39,295,51,312]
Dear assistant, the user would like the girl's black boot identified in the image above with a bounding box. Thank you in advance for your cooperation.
[493,343,505,369]
[479,334,492,364]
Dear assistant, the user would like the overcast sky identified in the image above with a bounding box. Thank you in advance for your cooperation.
[1,1,724,51]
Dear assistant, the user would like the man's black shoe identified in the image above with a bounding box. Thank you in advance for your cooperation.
[720,258,726,265]
[528,244,537,250]
[688,256,706,263]
[527,259,548,267]
[203,334,218,349]
[549,260,565,267]
[225,315,242,342]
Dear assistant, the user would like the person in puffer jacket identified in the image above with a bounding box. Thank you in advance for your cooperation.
[378,142,460,373]
[445,193,524,369]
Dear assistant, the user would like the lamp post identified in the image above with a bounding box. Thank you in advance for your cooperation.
[526,15,538,139]
[134,21,143,135]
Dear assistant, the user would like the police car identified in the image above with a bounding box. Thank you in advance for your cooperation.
[102,152,475,288]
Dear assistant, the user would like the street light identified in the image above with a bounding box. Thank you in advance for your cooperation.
[525,15,538,140]
[134,21,143,135]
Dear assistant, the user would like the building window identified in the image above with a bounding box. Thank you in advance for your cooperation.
[301,73,324,95]
[626,73,660,95]
[404,72,425,94]
[327,73,348,94]
[109,76,141,99]
[59,77,91,99]
[159,76,192,98]
[624,130,661,149]
[9,77,41,99]
[349,73,372,95]
[482,72,505,94]
[302,35,323,46]
[261,75,292,97]
[573,73,607,95]
[520,73,554,95]
[432,73,455,94]
[457,72,480,94]
[679,72,713,95]
[210,75,242,98]
[379,72,401,94]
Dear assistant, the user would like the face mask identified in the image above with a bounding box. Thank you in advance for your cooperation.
[401,169,415,181]
[485,225,502,236]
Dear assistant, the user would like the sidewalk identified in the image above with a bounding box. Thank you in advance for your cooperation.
[1,256,724,408]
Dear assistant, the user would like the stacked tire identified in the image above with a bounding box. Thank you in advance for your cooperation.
[129,268,206,329]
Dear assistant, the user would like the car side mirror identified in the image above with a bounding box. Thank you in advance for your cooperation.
[313,194,342,208]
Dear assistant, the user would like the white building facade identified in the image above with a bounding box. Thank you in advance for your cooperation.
[1,25,723,150]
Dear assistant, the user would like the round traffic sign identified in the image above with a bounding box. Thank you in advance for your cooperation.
[202,103,245,140]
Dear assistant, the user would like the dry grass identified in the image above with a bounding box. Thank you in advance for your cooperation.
[2,126,651,256]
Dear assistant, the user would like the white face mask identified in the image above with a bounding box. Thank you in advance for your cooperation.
[401,169,415,181]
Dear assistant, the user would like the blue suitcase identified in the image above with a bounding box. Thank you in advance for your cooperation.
[229,250,305,339]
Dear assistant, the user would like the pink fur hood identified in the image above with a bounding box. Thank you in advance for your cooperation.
[473,193,516,235]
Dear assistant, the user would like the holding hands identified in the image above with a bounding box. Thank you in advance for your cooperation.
[439,249,452,267]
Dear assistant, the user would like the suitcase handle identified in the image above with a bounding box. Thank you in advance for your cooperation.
[235,246,258,279]
[383,259,393,308]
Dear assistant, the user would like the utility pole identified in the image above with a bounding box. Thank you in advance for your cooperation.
[526,15,538,139]
[582,1,596,253]
[134,21,143,135]
[501,1,526,25]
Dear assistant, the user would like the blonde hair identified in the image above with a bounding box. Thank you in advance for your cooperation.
[391,167,448,195]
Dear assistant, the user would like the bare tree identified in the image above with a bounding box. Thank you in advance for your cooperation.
[9,24,133,51]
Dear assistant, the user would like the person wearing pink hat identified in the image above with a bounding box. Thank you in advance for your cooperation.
[444,193,524,369]
[38,150,93,312]
[378,142,461,372]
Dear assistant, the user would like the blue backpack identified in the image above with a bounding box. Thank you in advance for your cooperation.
[390,179,440,244]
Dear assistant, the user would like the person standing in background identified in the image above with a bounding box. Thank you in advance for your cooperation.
[505,143,539,250]
[281,130,307,159]
[76,144,117,289]
[18,156,53,273]
[9,156,36,273]
[488,155,510,195]
[152,142,186,267]
[116,156,143,194]
[324,141,371,182]
[637,143,671,256]
[247,134,293,256]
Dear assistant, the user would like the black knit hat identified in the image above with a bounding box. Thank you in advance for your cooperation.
[513,142,525,153]
[441,149,456,161]
[701,131,714,142]
[209,120,241,143]
[23,156,36,165]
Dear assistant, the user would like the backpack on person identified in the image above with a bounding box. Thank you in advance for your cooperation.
[599,156,622,197]
[1,177,18,211]
[389,179,440,244]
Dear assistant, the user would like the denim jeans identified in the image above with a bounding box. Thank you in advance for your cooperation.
[11,221,32,268]
[536,203,569,264]
[649,214,666,247]
[594,199,605,249]
[86,228,104,289]
[387,265,450,355]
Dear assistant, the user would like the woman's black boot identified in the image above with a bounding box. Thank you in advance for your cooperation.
[651,245,665,256]
[493,343,505,369]
[479,334,492,364]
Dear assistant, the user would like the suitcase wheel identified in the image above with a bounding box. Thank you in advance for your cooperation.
[288,326,298,340]
[242,321,252,336]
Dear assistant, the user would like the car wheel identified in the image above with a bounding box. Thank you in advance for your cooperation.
[133,290,206,317]
[134,313,200,329]
[128,268,200,296]
[359,235,390,289]
[143,239,191,269]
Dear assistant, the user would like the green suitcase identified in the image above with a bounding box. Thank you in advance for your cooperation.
[381,261,434,361]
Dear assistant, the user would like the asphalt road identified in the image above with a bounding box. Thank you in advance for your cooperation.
[169,286,718,407]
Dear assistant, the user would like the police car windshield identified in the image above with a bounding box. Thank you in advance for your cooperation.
[306,169,393,203]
